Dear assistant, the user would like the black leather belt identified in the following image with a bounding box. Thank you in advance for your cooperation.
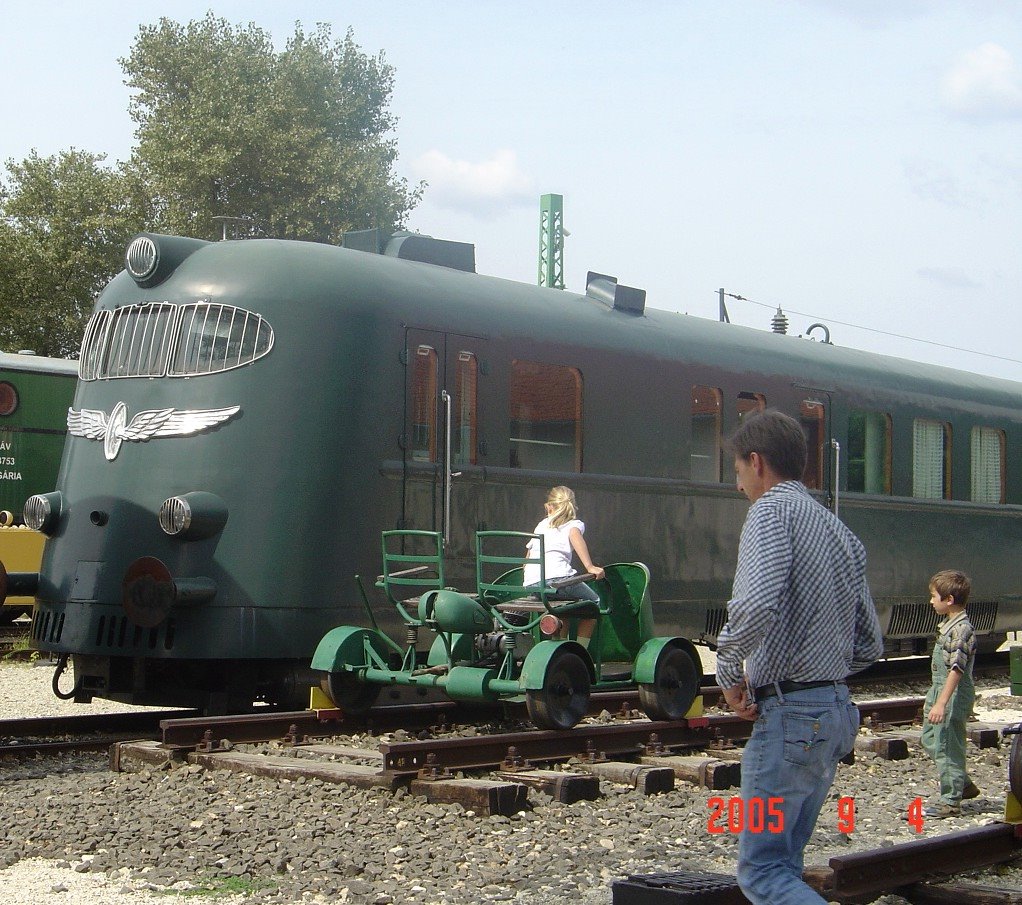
[755,679,845,700]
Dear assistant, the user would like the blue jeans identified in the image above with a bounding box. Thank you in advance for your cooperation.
[737,683,859,905]
[528,581,600,603]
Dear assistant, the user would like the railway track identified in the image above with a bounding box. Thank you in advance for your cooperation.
[0,709,199,757]
[107,694,1022,902]
[1,650,1010,758]
[6,665,1022,904]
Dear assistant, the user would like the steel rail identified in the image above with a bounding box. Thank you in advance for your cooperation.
[378,698,924,773]
[823,822,1022,899]
[156,698,924,769]
[0,709,196,740]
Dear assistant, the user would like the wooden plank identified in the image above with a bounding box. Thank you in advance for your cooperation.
[409,778,528,816]
[581,760,675,794]
[495,768,601,803]
[187,750,402,790]
[640,754,741,790]
[854,733,910,760]
[297,743,384,761]
[110,739,186,772]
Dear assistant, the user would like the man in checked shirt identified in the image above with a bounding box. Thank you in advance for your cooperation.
[716,410,883,905]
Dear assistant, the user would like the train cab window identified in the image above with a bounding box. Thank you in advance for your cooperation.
[454,351,478,466]
[691,386,722,482]
[169,303,273,376]
[847,411,892,494]
[913,419,951,499]
[800,400,825,490]
[509,360,582,471]
[80,303,176,379]
[737,392,765,423]
[411,345,438,463]
[971,427,1005,504]
[79,301,274,380]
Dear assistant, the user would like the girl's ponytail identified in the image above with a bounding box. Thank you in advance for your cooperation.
[546,485,578,528]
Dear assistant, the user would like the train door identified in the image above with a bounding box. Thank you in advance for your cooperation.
[403,329,485,560]
[796,387,838,512]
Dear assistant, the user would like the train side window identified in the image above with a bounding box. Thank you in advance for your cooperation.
[509,360,582,471]
[847,411,892,494]
[691,386,722,482]
[411,345,438,463]
[913,418,951,499]
[800,400,825,490]
[454,351,477,466]
[971,426,1005,504]
[737,392,765,424]
[169,303,273,376]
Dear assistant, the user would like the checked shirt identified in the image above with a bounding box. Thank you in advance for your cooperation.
[716,481,883,691]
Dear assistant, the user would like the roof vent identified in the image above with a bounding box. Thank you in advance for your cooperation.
[343,228,475,273]
[585,272,646,315]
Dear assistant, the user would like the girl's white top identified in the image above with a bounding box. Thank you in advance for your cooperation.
[523,517,585,586]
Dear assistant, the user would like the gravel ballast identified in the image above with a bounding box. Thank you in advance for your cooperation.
[4,658,1022,904]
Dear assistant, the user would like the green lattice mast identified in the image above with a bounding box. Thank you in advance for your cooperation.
[538,193,565,289]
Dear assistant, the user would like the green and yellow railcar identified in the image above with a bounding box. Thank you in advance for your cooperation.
[0,352,77,622]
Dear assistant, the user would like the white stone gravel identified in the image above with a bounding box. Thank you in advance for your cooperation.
[1,659,225,905]
[0,858,244,905]
[4,655,1022,904]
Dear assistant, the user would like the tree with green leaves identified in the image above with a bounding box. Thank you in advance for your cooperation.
[0,15,420,355]
[122,14,421,242]
[0,150,148,357]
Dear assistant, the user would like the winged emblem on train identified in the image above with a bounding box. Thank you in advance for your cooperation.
[67,402,241,461]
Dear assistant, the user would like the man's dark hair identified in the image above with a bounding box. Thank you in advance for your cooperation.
[727,410,807,481]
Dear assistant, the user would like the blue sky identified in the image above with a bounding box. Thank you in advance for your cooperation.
[3,1,1020,378]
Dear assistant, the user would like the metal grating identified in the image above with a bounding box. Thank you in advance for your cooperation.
[887,602,939,638]
[31,609,64,645]
[613,870,750,904]
[704,608,727,638]
[888,600,998,637]
[965,600,998,633]
[94,614,175,651]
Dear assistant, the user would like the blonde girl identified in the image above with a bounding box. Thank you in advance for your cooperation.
[522,486,604,647]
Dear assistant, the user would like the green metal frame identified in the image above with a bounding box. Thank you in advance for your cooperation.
[312,528,699,726]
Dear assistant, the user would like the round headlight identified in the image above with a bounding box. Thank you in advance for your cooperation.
[159,497,191,536]
[24,492,62,535]
[125,236,158,281]
[158,492,227,540]
[0,381,18,417]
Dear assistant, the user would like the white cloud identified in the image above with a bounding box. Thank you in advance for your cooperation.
[917,267,982,289]
[412,149,534,217]
[903,158,973,208]
[941,42,1022,119]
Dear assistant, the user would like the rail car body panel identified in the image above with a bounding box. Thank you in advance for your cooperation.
[0,353,77,617]
[16,233,1022,709]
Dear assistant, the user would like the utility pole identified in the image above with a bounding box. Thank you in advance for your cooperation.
[538,194,565,289]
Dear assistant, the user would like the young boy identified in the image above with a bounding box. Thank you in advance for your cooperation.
[921,569,979,818]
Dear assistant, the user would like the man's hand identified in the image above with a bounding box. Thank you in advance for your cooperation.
[927,702,946,724]
[723,682,758,721]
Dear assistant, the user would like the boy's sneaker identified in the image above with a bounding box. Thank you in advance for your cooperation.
[922,802,960,819]
[962,781,981,800]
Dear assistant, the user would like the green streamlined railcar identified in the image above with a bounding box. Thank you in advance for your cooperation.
[7,231,1022,712]
[0,352,77,622]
